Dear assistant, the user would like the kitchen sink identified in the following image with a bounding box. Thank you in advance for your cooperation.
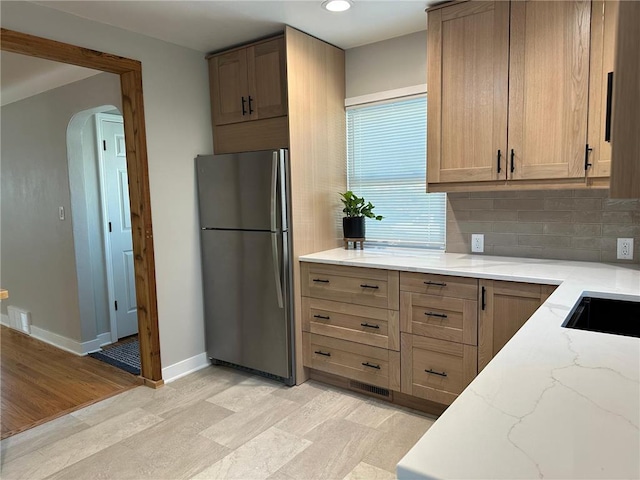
[563,297,640,338]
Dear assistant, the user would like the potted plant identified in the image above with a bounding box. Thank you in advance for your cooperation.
[339,191,383,239]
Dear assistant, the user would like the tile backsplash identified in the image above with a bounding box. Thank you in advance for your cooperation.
[446,190,640,263]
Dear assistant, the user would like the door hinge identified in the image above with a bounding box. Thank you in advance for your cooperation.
[103,140,107,151]
[114,300,118,311]
[108,221,112,233]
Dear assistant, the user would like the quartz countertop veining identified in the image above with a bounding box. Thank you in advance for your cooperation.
[299,248,640,479]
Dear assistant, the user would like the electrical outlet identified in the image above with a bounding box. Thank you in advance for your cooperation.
[471,234,484,253]
[58,206,65,221]
[617,238,634,260]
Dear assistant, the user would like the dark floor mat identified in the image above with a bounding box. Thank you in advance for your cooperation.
[89,340,140,375]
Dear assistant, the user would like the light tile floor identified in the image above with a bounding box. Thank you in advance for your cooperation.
[0,365,436,480]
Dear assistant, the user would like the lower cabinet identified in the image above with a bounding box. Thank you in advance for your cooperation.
[300,262,556,411]
[401,333,478,405]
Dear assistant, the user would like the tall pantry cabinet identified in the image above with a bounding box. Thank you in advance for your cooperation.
[207,26,347,383]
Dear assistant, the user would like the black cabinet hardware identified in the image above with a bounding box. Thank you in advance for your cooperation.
[313,314,330,320]
[481,286,486,311]
[241,96,247,115]
[248,95,254,114]
[362,362,381,370]
[510,149,515,173]
[313,278,329,283]
[425,368,447,377]
[585,144,593,170]
[360,322,380,329]
[360,284,379,289]
[605,72,613,142]
[314,350,331,357]
[424,281,447,287]
[424,312,448,319]
[497,149,502,174]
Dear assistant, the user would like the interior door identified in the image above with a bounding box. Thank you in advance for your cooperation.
[100,115,138,339]
[200,229,291,379]
[508,0,592,181]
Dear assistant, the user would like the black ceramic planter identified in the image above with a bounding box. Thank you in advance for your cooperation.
[343,217,365,238]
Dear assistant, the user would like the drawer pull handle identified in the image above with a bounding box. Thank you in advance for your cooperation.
[314,350,331,357]
[362,362,381,370]
[424,312,448,319]
[313,314,330,320]
[424,281,447,287]
[360,322,380,329]
[425,368,447,377]
[360,284,379,289]
[313,279,330,283]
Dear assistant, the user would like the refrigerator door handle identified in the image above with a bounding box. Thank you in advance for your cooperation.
[272,233,284,308]
[270,152,278,232]
[278,149,288,232]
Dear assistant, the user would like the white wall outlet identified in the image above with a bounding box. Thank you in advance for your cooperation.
[471,234,484,253]
[617,238,634,260]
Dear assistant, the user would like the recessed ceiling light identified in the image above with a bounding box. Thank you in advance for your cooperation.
[322,0,352,12]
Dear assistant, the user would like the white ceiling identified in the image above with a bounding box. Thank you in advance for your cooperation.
[0,51,102,106]
[33,0,431,53]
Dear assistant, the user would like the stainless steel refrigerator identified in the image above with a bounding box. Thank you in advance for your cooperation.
[196,149,294,386]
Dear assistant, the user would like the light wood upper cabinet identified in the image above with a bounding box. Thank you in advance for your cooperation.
[587,0,619,179]
[508,0,591,181]
[209,36,287,127]
[427,1,509,184]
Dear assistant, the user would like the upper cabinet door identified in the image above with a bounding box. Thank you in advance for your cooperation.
[210,49,250,126]
[247,37,288,121]
[508,0,592,181]
[427,1,510,185]
[587,0,618,179]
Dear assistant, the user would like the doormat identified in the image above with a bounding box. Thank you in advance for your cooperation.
[89,340,140,375]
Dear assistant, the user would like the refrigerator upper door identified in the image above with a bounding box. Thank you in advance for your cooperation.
[196,150,287,231]
[201,229,292,379]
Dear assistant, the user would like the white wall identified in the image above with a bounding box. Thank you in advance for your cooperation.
[1,73,121,343]
[1,1,213,370]
[345,30,426,99]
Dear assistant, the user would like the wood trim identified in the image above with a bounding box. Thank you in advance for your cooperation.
[427,177,593,193]
[0,28,162,383]
[426,7,442,184]
[400,332,413,395]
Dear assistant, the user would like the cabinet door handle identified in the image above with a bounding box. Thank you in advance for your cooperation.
[360,284,379,289]
[424,312,448,319]
[313,314,330,320]
[481,286,486,311]
[362,362,381,370]
[241,96,247,116]
[313,278,329,283]
[425,368,447,377]
[360,322,380,329]
[314,350,331,357]
[424,281,447,287]
[510,149,515,174]
[497,149,502,174]
[248,95,254,114]
[584,144,593,170]
[605,72,613,142]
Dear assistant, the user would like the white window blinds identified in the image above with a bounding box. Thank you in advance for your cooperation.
[346,96,446,248]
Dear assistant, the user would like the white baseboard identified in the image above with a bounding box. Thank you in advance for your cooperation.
[23,326,112,356]
[1,314,9,328]
[162,352,209,383]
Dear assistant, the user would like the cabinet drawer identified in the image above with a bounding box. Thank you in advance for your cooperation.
[400,292,477,345]
[400,272,478,300]
[302,297,399,351]
[301,263,399,310]
[401,333,477,406]
[303,333,400,391]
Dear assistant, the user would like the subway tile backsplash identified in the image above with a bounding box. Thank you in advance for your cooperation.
[446,190,640,263]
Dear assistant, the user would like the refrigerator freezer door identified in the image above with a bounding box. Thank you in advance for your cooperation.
[196,151,285,231]
[201,229,292,379]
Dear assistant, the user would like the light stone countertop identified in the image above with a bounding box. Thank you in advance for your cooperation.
[299,247,640,479]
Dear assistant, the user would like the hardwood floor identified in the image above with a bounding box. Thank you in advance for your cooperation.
[0,365,436,479]
[1,326,142,439]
